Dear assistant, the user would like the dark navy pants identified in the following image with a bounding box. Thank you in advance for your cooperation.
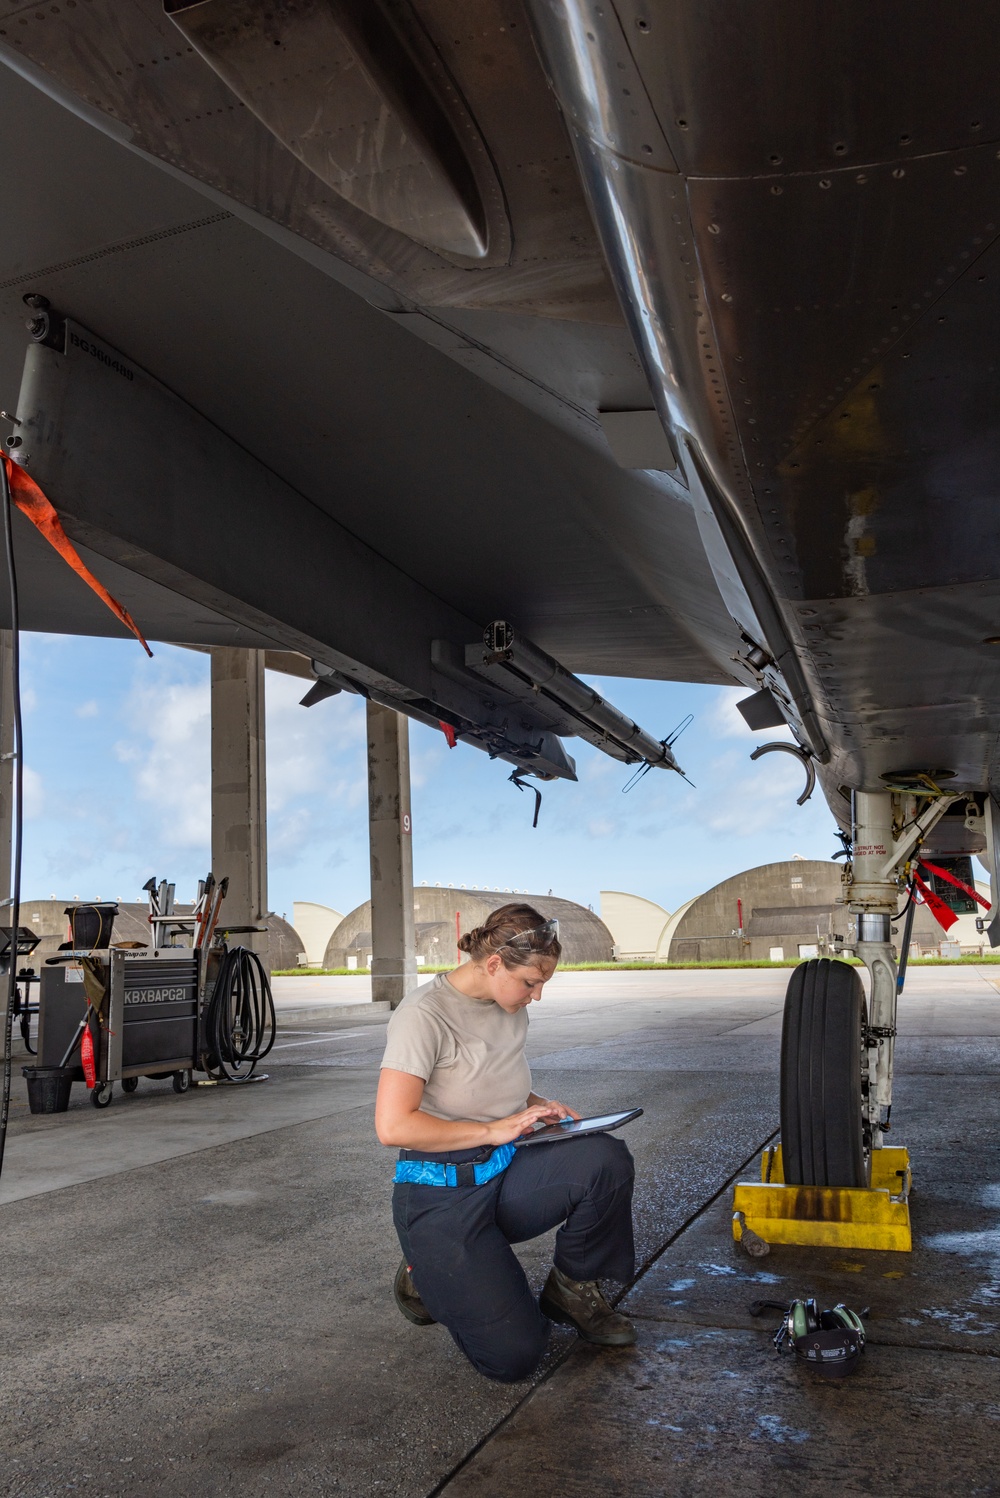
[392,1133,635,1383]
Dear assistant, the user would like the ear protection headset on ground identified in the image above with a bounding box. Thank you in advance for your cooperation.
[750,1298,866,1378]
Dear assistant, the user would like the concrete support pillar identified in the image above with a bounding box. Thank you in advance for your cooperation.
[367,700,416,1008]
[211,649,267,956]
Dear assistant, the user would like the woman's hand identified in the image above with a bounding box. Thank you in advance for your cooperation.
[527,1092,581,1122]
[484,1101,568,1146]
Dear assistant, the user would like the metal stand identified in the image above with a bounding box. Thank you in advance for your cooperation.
[0,928,39,1053]
[12,972,38,1053]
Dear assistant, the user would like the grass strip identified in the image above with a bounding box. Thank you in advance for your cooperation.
[273,953,1000,976]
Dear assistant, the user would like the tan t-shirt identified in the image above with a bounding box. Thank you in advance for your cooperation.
[379,972,532,1123]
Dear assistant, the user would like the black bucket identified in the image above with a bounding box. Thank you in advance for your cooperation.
[22,1065,73,1114]
[65,903,118,950]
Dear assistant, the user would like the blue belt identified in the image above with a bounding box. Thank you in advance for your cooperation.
[394,1143,516,1187]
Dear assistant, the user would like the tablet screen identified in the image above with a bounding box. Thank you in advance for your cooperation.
[516,1108,642,1144]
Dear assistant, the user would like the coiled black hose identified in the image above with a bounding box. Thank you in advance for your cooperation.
[204,946,276,1082]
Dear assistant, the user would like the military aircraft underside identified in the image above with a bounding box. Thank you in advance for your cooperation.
[1,0,999,1180]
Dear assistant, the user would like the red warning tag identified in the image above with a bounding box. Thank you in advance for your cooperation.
[919,860,990,909]
[912,871,959,933]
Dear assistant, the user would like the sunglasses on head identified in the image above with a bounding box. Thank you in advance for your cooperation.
[502,919,560,952]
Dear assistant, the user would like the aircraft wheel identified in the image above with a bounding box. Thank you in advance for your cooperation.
[121,1076,139,1094]
[91,1082,113,1109]
[780,958,870,1187]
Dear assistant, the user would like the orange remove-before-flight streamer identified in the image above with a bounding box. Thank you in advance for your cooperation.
[2,455,151,656]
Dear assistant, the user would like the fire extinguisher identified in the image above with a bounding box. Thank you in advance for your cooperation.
[80,1018,96,1089]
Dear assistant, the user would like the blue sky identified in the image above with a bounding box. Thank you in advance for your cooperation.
[18,633,840,923]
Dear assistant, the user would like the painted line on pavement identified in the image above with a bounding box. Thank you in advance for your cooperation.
[273,1031,367,1050]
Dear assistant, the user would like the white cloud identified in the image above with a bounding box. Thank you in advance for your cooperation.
[411,737,446,789]
[116,676,211,848]
[75,699,99,719]
[706,686,794,742]
[702,748,815,839]
[264,672,367,813]
[581,752,617,782]
[23,766,43,819]
[267,804,317,861]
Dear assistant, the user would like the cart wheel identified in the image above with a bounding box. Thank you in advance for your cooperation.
[91,1082,113,1109]
[172,1070,191,1094]
[121,1076,139,1095]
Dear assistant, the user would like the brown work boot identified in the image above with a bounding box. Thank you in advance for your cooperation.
[393,1258,435,1326]
[539,1265,637,1346]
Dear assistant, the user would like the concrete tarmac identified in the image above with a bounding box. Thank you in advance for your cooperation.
[1,967,998,1495]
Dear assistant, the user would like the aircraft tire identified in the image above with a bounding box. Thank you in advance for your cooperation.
[780,958,870,1187]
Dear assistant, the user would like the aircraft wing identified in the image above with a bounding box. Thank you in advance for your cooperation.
[1,2,998,813]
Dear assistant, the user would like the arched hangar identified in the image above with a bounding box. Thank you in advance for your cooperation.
[324,889,613,968]
[662,859,958,963]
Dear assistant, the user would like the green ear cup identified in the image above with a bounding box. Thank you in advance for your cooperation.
[830,1304,866,1339]
[791,1300,810,1340]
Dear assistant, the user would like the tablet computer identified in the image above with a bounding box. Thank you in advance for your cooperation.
[515,1108,643,1145]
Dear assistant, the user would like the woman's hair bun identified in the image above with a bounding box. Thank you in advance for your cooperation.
[455,904,561,969]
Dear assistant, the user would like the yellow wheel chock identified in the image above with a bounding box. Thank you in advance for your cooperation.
[732,1144,913,1253]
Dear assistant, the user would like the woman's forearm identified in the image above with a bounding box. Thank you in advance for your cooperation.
[375,1070,568,1149]
[381,1108,494,1152]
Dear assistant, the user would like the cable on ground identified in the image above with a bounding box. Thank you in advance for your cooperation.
[0,456,23,1179]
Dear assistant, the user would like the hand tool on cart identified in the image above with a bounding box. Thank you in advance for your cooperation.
[198,876,228,950]
[192,873,213,947]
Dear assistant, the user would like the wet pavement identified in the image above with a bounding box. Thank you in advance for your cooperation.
[1,968,998,1494]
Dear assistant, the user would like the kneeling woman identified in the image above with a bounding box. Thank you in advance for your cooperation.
[375,904,636,1383]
